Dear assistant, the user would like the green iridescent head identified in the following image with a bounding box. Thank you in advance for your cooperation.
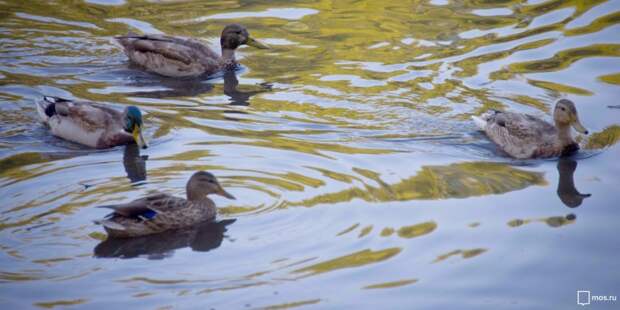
[123,106,147,149]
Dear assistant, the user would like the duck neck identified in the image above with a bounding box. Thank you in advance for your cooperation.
[555,122,574,147]
[187,190,208,202]
[221,48,236,62]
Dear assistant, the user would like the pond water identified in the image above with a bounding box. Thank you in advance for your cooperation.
[1,0,620,309]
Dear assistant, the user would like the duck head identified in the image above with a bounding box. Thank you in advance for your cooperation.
[220,24,269,59]
[553,99,588,135]
[123,106,148,149]
[186,171,236,201]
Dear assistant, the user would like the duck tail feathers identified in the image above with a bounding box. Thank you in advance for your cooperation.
[114,31,141,49]
[35,97,52,123]
[471,115,487,130]
[115,31,141,40]
[94,219,127,231]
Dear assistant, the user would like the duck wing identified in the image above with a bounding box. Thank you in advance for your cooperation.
[98,193,189,219]
[484,111,556,158]
[116,34,220,66]
[38,96,123,128]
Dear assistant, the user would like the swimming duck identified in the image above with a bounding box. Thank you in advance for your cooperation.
[115,24,269,78]
[36,96,147,149]
[472,99,588,159]
[95,171,235,238]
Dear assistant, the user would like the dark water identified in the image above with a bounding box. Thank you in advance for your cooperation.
[1,0,620,309]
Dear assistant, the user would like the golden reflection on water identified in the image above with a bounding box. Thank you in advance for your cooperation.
[363,278,418,290]
[432,248,488,263]
[293,248,401,276]
[0,0,619,308]
[507,214,576,228]
[288,162,546,208]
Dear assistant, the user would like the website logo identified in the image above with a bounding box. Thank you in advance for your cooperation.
[577,290,617,306]
[577,291,591,306]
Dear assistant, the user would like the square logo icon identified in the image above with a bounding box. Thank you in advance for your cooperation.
[578,290,591,306]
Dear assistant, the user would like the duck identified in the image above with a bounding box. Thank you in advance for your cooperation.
[94,171,235,238]
[115,24,269,78]
[36,96,147,149]
[472,99,589,159]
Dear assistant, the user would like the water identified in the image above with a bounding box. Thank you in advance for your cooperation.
[1,0,620,308]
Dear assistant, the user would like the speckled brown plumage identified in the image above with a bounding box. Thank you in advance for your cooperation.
[115,24,269,78]
[95,171,235,238]
[472,99,589,159]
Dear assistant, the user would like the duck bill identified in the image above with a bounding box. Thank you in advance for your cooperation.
[246,37,270,49]
[133,125,148,149]
[216,186,236,200]
[571,119,588,135]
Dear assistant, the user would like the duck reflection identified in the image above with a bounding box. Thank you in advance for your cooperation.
[557,158,591,208]
[123,144,148,184]
[126,76,214,98]
[223,70,272,106]
[94,219,235,259]
[124,70,270,105]
[508,213,576,228]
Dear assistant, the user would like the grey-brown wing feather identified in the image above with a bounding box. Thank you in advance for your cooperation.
[485,112,556,157]
[116,34,220,66]
[98,193,190,218]
[53,100,122,131]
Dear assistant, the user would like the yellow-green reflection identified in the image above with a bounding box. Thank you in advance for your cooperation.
[364,278,418,289]
[492,44,620,80]
[294,248,401,275]
[34,299,88,309]
[337,221,437,240]
[508,214,576,228]
[398,222,437,238]
[336,223,360,236]
[433,248,488,263]
[289,162,546,208]
[585,125,620,150]
[0,0,618,307]
[262,299,321,310]
[527,79,593,96]
[598,73,620,85]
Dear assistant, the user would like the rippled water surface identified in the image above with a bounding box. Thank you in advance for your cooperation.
[1,0,620,309]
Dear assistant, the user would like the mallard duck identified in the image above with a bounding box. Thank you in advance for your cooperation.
[36,96,147,149]
[94,171,235,238]
[472,99,589,159]
[115,24,269,78]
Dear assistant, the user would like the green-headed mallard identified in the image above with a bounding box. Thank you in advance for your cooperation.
[95,171,235,238]
[472,99,589,159]
[115,24,269,78]
[36,96,147,149]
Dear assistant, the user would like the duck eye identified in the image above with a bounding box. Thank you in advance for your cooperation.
[560,107,566,111]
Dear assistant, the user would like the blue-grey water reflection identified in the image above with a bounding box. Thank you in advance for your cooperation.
[1,0,619,309]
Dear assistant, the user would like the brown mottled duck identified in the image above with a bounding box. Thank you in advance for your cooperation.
[95,171,235,238]
[472,99,589,159]
[115,24,269,78]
